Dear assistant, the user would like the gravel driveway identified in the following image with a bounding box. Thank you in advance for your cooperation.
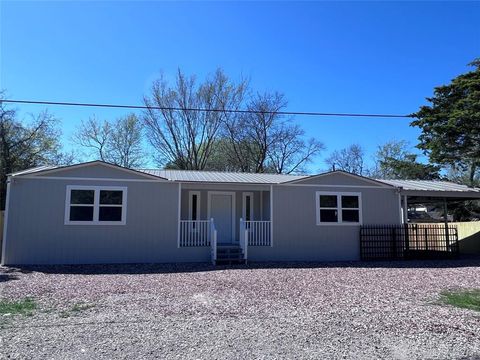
[1,259,480,359]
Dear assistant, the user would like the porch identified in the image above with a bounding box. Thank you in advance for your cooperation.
[177,185,273,263]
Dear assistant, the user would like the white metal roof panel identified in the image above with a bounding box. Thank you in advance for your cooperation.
[138,169,307,184]
[10,165,59,176]
[376,179,480,193]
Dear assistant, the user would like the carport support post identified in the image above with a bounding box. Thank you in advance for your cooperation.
[402,195,410,254]
[443,198,450,250]
[402,195,408,224]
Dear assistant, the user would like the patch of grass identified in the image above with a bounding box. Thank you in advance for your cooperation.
[71,303,95,312]
[0,298,36,316]
[60,302,95,318]
[440,289,480,312]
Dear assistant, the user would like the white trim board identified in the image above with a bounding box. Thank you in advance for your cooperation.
[270,185,274,247]
[285,170,394,188]
[1,179,11,265]
[281,183,394,189]
[19,176,167,183]
[207,191,236,242]
[177,183,182,248]
[14,161,166,181]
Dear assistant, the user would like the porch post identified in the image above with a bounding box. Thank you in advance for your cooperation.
[260,190,263,221]
[177,183,182,248]
[443,197,450,250]
[402,195,408,224]
[270,185,273,247]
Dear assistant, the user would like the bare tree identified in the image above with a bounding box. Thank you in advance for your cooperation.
[73,113,145,168]
[268,123,324,174]
[143,68,247,169]
[106,114,145,168]
[73,116,111,162]
[325,144,365,175]
[143,69,324,173]
[222,92,323,173]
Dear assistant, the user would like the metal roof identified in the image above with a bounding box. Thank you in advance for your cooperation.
[138,169,307,184]
[9,162,480,193]
[9,165,58,176]
[376,179,480,193]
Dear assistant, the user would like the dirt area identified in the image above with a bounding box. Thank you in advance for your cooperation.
[1,260,480,359]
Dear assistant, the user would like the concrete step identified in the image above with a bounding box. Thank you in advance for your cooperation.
[217,248,242,255]
[215,245,245,265]
[216,253,245,260]
[215,258,247,265]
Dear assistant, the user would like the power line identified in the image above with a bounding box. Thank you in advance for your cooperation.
[0,99,413,118]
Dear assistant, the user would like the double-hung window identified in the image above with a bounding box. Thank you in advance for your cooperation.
[65,186,127,225]
[242,192,253,222]
[316,192,362,225]
[188,191,201,221]
[188,191,201,230]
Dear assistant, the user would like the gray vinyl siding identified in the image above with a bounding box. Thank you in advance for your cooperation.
[4,165,403,265]
[3,178,210,265]
[248,184,401,262]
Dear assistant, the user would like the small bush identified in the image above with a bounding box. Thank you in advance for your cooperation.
[440,289,480,312]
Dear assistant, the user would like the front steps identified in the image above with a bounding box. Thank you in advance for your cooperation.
[215,245,246,265]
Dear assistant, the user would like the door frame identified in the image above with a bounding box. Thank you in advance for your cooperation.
[207,191,236,242]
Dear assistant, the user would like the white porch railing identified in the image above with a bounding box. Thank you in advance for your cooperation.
[210,218,217,264]
[179,220,211,247]
[244,221,272,246]
[239,218,248,262]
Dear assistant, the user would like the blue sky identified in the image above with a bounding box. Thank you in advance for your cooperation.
[1,1,479,172]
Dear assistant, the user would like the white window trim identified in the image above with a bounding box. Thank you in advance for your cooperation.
[65,185,127,225]
[188,191,201,221]
[242,192,254,221]
[315,191,362,226]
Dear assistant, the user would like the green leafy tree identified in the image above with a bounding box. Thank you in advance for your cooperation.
[0,98,72,209]
[373,140,441,180]
[411,59,480,185]
[378,154,441,180]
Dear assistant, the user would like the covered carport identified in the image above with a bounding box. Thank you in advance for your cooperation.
[378,179,480,225]
[360,180,480,260]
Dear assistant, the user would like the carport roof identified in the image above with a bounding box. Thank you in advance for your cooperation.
[376,179,480,193]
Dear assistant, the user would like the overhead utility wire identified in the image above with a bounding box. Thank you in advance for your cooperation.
[0,99,413,118]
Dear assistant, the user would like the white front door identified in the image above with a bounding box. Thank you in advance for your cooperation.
[209,193,234,244]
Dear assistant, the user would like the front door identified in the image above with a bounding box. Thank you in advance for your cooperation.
[209,193,234,244]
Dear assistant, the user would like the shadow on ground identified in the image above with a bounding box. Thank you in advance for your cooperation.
[2,256,480,275]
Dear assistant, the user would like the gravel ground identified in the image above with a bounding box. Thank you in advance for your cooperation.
[1,259,480,360]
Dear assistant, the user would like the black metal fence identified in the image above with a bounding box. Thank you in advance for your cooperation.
[360,224,459,260]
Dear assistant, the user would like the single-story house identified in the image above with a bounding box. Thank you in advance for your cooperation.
[2,161,480,265]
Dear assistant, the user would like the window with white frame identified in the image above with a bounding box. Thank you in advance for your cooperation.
[188,191,201,221]
[315,192,362,225]
[242,192,254,221]
[65,186,127,225]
